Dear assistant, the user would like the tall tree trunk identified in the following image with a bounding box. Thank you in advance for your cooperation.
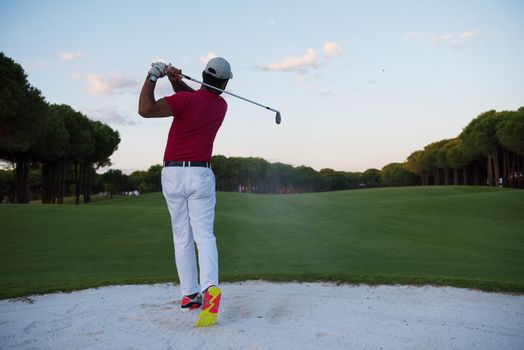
[56,162,61,204]
[444,168,449,185]
[433,169,439,186]
[75,162,80,205]
[81,162,86,203]
[453,169,458,185]
[57,161,63,204]
[502,150,508,188]
[54,161,60,203]
[486,155,493,186]
[15,156,30,203]
[42,161,57,204]
[41,163,47,204]
[58,161,66,204]
[517,156,524,188]
[84,162,92,203]
[42,163,50,204]
[492,150,500,187]
[508,152,515,188]
[474,165,480,185]
[49,163,54,203]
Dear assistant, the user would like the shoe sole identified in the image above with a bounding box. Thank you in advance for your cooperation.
[195,286,221,327]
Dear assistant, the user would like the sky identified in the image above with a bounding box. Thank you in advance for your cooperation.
[1,0,523,173]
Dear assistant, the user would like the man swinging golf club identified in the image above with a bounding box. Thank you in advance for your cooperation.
[138,57,233,327]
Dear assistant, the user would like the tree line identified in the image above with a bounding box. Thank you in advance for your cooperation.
[79,155,414,195]
[1,154,415,201]
[404,108,524,188]
[0,52,120,204]
[211,156,385,193]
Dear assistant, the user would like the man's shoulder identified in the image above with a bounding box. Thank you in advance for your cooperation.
[167,89,227,110]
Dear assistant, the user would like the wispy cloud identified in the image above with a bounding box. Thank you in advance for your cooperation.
[267,20,277,27]
[323,42,342,58]
[75,73,139,95]
[260,41,343,72]
[76,72,175,98]
[404,29,479,50]
[200,52,217,64]
[59,51,82,61]
[261,48,317,72]
[459,30,477,38]
[82,106,136,126]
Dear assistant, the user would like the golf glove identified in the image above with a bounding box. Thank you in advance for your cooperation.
[148,62,171,81]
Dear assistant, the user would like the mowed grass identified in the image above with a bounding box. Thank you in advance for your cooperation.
[1,186,523,298]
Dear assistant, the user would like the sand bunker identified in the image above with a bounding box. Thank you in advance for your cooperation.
[1,281,523,349]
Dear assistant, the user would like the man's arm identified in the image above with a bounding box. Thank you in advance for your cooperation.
[138,78,172,118]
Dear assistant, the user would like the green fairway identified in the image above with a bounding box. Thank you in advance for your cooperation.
[1,186,523,298]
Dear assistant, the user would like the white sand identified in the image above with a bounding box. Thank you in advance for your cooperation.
[1,281,523,350]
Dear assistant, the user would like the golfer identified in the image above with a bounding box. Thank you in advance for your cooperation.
[138,57,232,327]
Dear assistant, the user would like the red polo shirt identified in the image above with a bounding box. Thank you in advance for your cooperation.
[163,88,227,162]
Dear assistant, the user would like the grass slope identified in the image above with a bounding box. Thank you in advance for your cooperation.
[1,186,523,298]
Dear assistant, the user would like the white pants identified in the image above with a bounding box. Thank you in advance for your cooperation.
[161,166,218,296]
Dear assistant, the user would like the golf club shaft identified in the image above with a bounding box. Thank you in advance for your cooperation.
[180,73,279,114]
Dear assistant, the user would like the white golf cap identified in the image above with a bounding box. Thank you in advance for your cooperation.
[204,57,233,80]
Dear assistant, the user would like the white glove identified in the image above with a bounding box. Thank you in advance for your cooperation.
[147,62,171,81]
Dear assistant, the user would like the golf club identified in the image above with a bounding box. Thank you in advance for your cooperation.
[178,72,282,125]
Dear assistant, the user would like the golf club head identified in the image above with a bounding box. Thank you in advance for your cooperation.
[275,111,281,125]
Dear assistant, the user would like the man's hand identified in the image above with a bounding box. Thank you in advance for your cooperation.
[167,66,183,84]
[167,65,195,93]
[147,62,171,81]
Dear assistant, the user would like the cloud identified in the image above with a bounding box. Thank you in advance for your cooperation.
[267,20,277,27]
[82,106,136,126]
[323,42,342,58]
[459,30,477,38]
[59,51,82,61]
[404,29,479,50]
[78,74,139,95]
[260,41,343,72]
[200,52,217,64]
[261,48,317,72]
